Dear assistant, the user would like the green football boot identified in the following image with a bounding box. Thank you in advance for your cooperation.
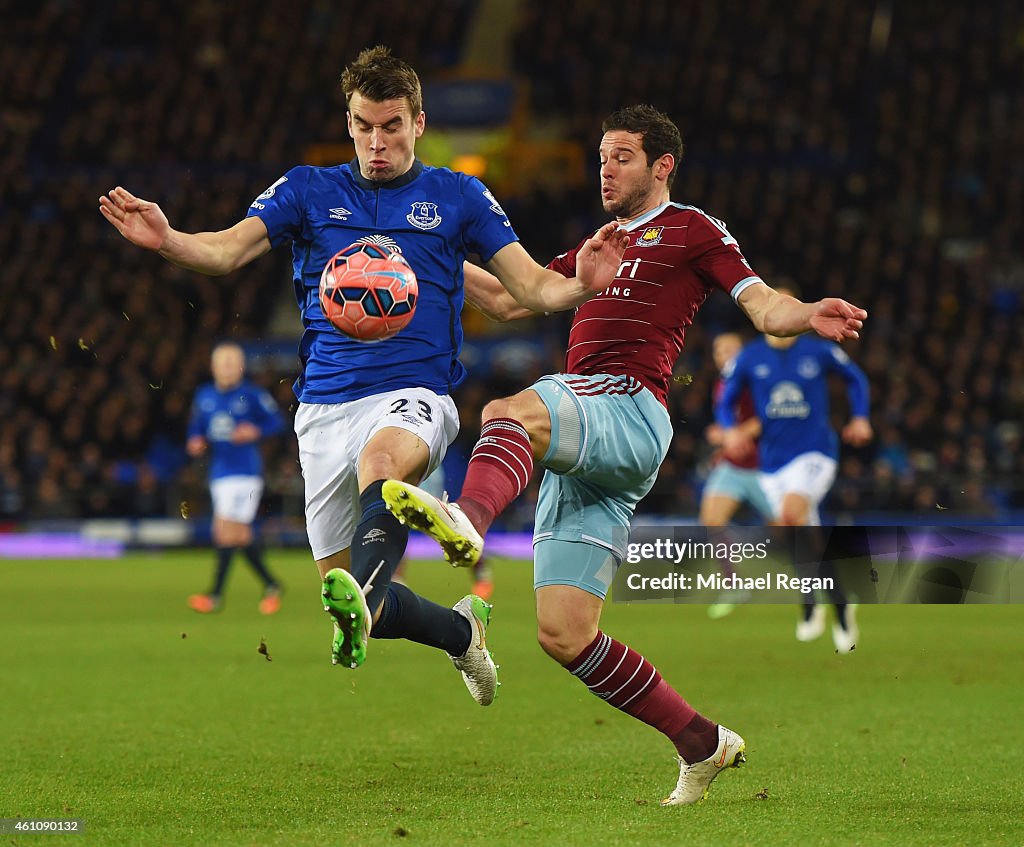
[322,567,372,669]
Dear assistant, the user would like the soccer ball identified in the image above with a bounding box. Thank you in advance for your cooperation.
[319,242,418,341]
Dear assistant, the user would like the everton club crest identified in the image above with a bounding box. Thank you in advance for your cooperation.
[407,201,442,230]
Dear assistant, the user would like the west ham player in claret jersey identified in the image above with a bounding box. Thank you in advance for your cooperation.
[699,332,774,620]
[700,332,773,529]
[100,47,626,708]
[384,104,868,806]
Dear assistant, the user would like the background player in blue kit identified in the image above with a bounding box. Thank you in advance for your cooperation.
[185,341,285,614]
[99,46,626,705]
[717,294,872,652]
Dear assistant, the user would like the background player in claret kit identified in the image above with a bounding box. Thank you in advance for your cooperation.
[700,333,772,528]
[185,341,286,614]
[699,332,774,618]
[716,295,873,652]
[99,47,625,705]
[385,104,868,805]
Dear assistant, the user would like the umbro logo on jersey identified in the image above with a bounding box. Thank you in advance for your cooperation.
[329,207,353,220]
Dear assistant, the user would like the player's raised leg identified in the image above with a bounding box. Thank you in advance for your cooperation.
[382,387,547,564]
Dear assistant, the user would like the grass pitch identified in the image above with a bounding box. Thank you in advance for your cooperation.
[1,550,1022,846]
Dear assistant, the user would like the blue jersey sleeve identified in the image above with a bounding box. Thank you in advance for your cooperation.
[245,166,308,249]
[187,388,209,440]
[715,355,747,427]
[823,344,870,417]
[460,175,519,262]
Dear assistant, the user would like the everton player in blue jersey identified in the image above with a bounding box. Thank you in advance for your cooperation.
[99,46,626,705]
[186,341,285,614]
[717,294,872,651]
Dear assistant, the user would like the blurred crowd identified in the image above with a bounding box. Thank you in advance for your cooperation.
[509,0,1024,520]
[0,0,473,523]
[2,0,1022,525]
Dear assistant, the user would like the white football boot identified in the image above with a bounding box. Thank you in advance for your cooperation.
[795,604,827,642]
[449,594,498,706]
[661,725,746,806]
[832,604,859,654]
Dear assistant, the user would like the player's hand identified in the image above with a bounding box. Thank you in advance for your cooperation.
[98,186,171,251]
[186,436,207,457]
[575,221,629,293]
[721,427,756,462]
[705,423,725,446]
[808,298,867,342]
[230,422,261,444]
[842,416,873,447]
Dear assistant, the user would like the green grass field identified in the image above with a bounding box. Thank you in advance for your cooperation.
[2,550,1022,847]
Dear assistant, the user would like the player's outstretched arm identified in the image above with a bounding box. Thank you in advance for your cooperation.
[738,283,866,342]
[484,222,628,313]
[99,186,271,275]
[463,262,537,321]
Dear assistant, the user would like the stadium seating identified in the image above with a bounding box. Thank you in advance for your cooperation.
[2,0,1021,523]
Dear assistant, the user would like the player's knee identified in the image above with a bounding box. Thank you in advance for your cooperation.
[480,396,515,424]
[777,506,807,526]
[482,392,548,445]
[536,619,594,665]
[699,506,726,527]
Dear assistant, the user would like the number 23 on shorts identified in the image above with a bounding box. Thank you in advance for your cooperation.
[388,397,432,422]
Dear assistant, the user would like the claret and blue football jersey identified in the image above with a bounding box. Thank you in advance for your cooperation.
[247,160,519,404]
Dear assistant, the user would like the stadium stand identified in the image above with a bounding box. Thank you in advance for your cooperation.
[2,0,1022,527]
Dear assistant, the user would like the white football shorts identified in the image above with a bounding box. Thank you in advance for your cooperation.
[294,387,459,560]
[759,451,837,526]
[210,475,264,524]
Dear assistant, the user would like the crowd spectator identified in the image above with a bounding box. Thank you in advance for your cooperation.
[2,0,1021,523]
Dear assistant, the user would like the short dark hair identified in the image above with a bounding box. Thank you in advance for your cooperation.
[602,105,684,189]
[341,46,422,116]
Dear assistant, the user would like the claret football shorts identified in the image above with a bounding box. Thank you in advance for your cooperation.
[294,387,458,560]
[529,373,672,599]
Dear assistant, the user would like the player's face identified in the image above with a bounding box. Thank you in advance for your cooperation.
[713,334,742,371]
[348,92,425,183]
[599,131,659,220]
[211,346,244,389]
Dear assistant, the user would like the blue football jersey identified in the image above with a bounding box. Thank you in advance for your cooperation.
[246,160,519,403]
[716,336,869,472]
[187,381,286,480]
